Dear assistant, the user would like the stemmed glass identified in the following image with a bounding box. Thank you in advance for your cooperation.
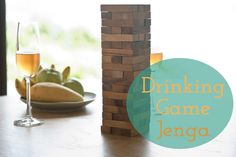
[150,52,163,65]
[14,21,43,127]
[150,52,163,116]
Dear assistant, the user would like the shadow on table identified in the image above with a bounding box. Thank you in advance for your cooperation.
[101,134,152,157]
[29,107,93,119]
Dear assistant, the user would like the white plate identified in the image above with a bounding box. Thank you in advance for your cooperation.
[20,92,96,112]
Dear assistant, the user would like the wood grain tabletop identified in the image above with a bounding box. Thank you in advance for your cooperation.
[0,80,235,157]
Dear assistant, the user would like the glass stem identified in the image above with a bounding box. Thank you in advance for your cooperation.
[25,76,32,118]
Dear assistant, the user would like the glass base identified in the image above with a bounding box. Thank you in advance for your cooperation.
[14,117,43,127]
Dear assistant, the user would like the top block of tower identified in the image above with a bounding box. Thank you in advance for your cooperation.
[101,5,150,12]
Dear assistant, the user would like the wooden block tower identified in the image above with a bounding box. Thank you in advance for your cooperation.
[101,5,151,136]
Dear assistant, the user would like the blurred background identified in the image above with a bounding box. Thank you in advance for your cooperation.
[6,0,236,90]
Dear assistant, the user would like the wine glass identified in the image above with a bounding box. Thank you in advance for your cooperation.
[150,52,163,116]
[14,21,43,127]
[150,52,163,65]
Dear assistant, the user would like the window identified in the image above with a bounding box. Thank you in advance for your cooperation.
[6,0,101,81]
[0,0,7,95]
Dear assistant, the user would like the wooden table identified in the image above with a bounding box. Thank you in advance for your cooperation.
[0,80,236,157]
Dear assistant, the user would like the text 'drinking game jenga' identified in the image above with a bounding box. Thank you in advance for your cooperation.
[101,5,151,136]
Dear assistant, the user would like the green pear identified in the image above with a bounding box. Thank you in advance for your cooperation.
[63,78,84,96]
[37,64,62,84]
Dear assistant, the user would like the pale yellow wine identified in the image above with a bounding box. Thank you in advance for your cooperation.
[16,52,40,76]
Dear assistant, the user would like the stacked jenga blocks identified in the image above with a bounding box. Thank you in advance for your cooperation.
[101,5,151,136]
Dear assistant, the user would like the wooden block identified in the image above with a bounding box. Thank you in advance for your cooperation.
[103,83,112,91]
[103,105,127,114]
[112,113,130,121]
[121,27,133,34]
[101,126,111,134]
[102,55,123,64]
[122,41,150,51]
[101,5,139,12]
[144,5,150,11]
[102,41,111,49]
[102,26,150,35]
[111,12,150,20]
[102,55,112,63]
[121,41,151,49]
[102,63,132,71]
[133,26,151,34]
[123,71,135,81]
[112,84,129,93]
[111,41,122,49]
[103,61,149,71]
[111,127,122,135]
[134,12,150,19]
[145,33,151,40]
[103,112,113,120]
[112,27,121,34]
[133,61,150,71]
[122,55,150,64]
[137,5,145,12]
[102,78,121,84]
[139,27,151,34]
[112,12,133,20]
[103,120,133,129]
[111,127,138,137]
[102,78,132,87]
[136,34,145,41]
[135,5,150,12]
[101,5,150,12]
[130,129,139,136]
[103,98,124,107]
[134,48,150,56]
[102,19,146,27]
[102,77,123,84]
[102,48,133,56]
[102,12,112,19]
[144,19,151,26]
[102,34,127,41]
[103,91,127,100]
[102,34,145,41]
[103,70,123,78]
[111,56,122,63]
[102,79,133,91]
[138,34,145,41]
[106,82,132,92]
[112,80,133,86]
[121,41,133,49]
[102,34,132,41]
[102,27,112,34]
[121,26,150,34]
[102,48,150,58]
[130,128,139,136]
[104,19,150,27]
[121,41,150,50]
[135,41,151,49]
